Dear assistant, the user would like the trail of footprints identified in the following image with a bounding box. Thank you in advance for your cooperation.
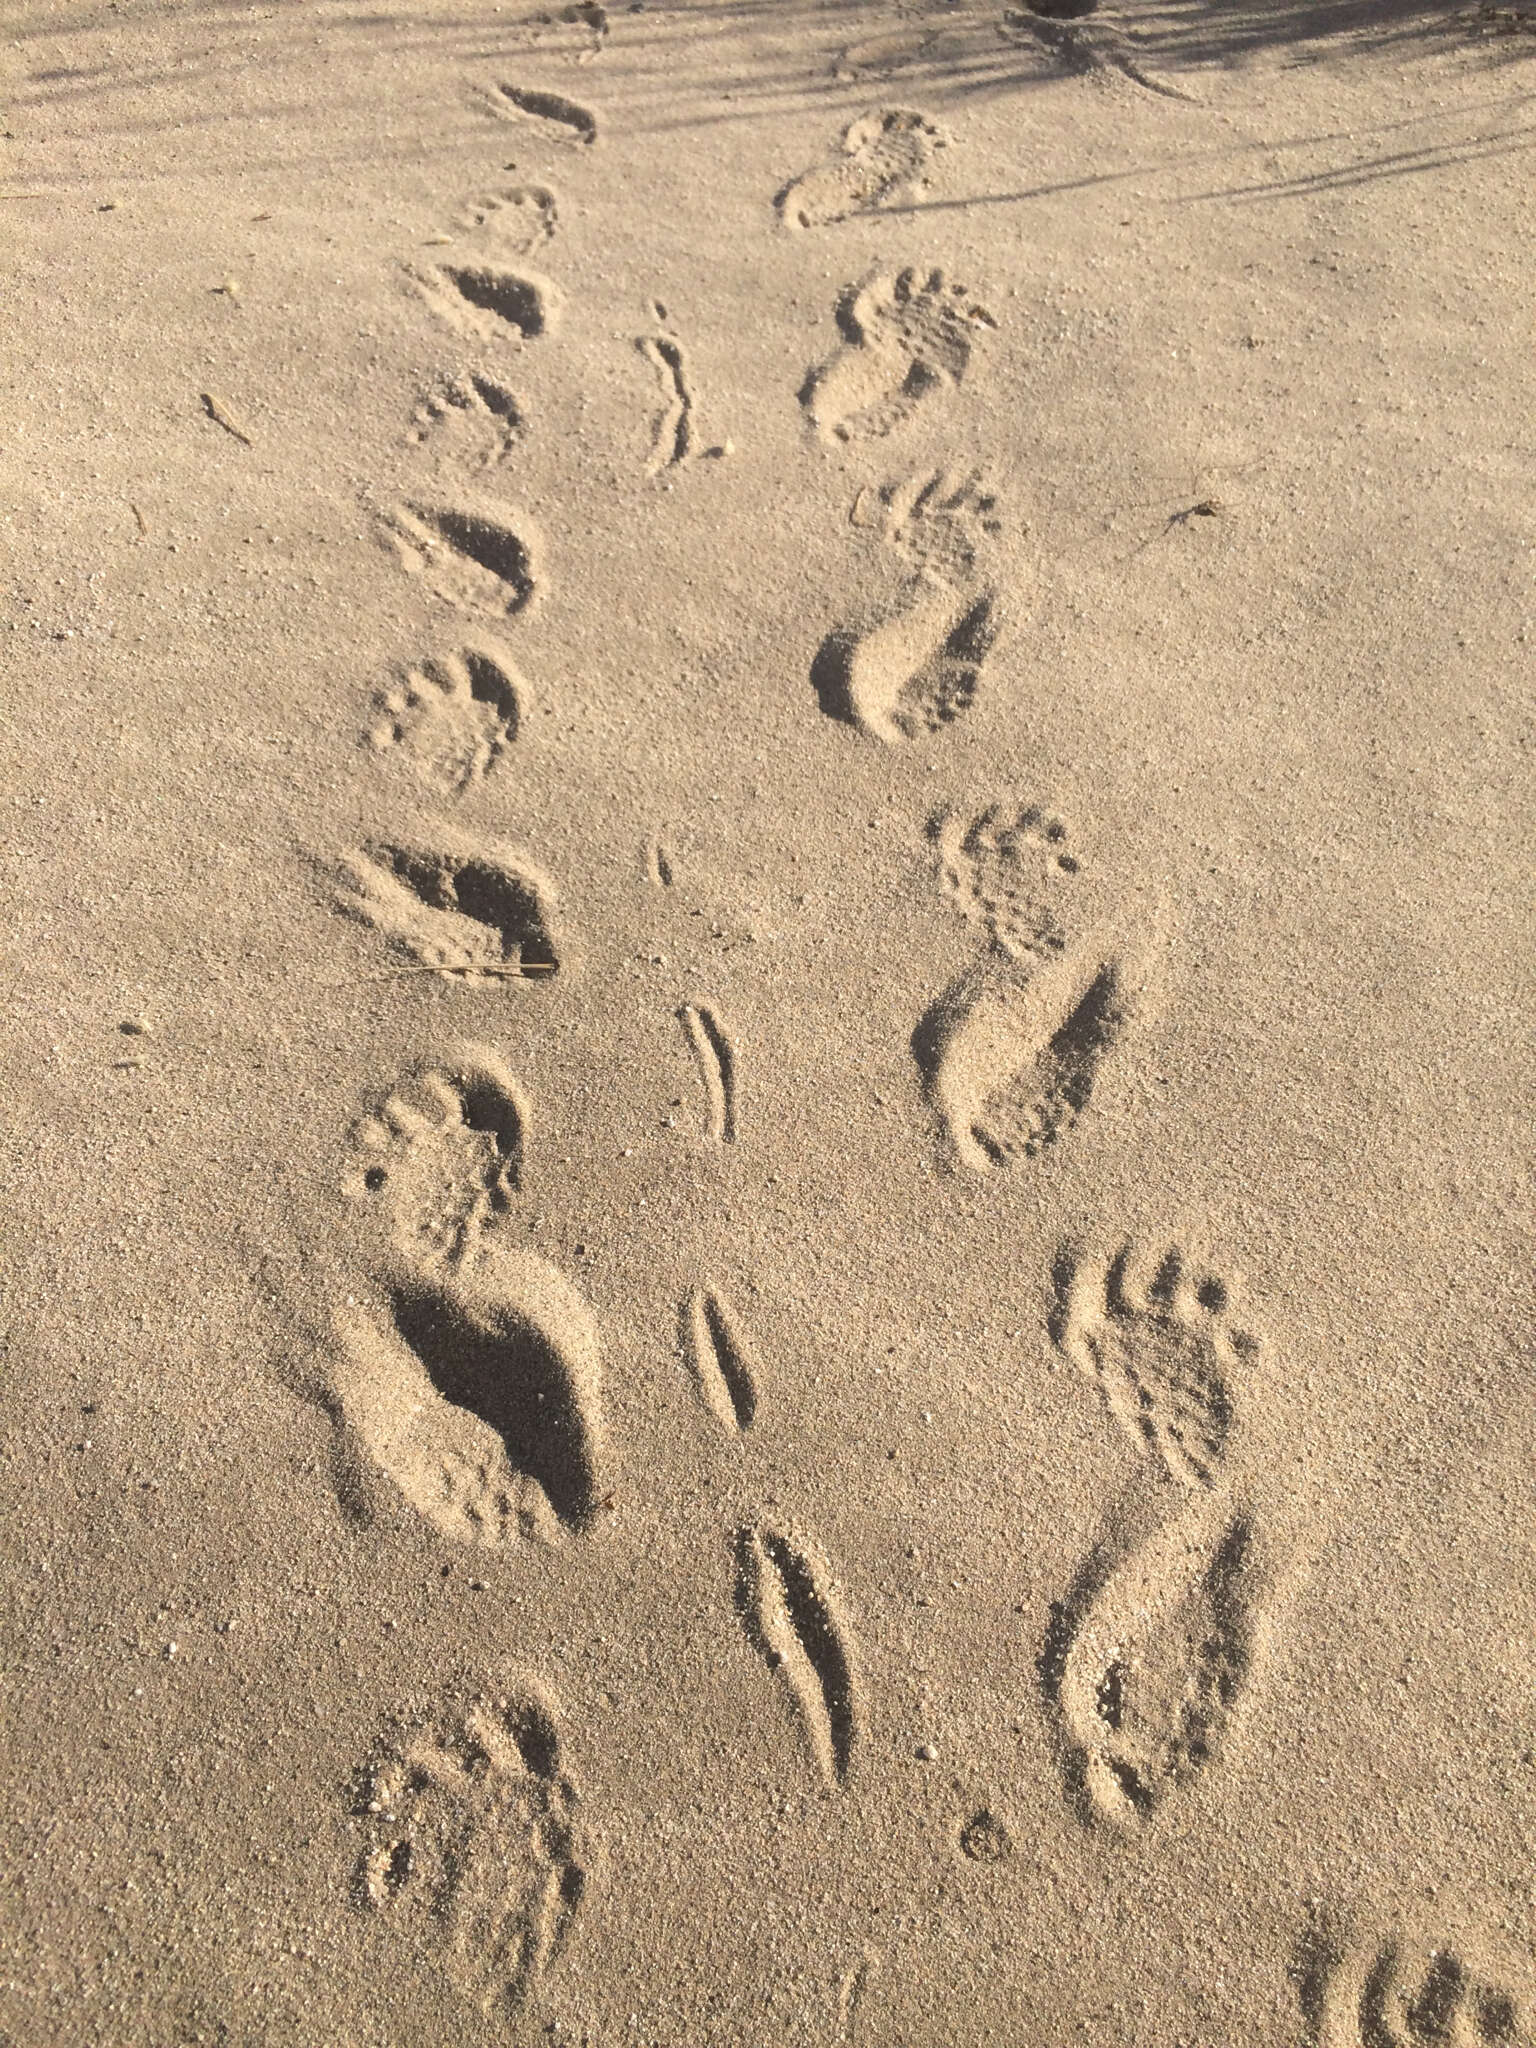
[303,77,1469,2037]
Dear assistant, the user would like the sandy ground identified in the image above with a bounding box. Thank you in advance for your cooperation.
[1,0,1534,2041]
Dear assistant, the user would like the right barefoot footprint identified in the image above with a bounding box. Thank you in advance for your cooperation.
[934,801,1081,963]
[776,108,945,230]
[802,267,997,443]
[1052,1242,1261,1489]
[368,639,530,797]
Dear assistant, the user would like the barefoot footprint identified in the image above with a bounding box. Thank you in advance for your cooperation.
[933,801,1081,964]
[1051,1242,1261,1489]
[802,268,997,443]
[1301,1918,1536,2046]
[855,466,1002,588]
[776,109,945,230]
[354,1679,588,2019]
[368,639,531,797]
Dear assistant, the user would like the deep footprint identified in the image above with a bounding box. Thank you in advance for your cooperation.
[338,836,560,981]
[388,502,540,617]
[411,263,558,342]
[813,585,999,745]
[331,1254,606,1546]
[353,1679,587,2017]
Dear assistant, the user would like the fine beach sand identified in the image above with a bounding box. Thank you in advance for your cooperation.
[2,2,1534,2041]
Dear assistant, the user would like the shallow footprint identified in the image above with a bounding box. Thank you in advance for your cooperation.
[406,375,525,471]
[346,1050,528,1273]
[802,267,996,443]
[777,108,944,229]
[368,640,530,797]
[913,937,1156,1170]
[1302,1920,1536,2047]
[854,466,1002,588]
[454,183,558,254]
[332,1252,606,1547]
[353,1678,587,2019]
[812,583,998,745]
[1052,1242,1261,1488]
[1052,1494,1273,1827]
[337,833,560,982]
[933,801,1080,962]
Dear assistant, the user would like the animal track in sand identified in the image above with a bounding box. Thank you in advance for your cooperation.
[338,836,560,981]
[812,584,999,745]
[1299,1922,1535,2046]
[406,375,525,470]
[332,1254,606,1546]
[913,935,1154,1170]
[854,467,1003,589]
[683,1286,758,1431]
[638,307,695,473]
[411,263,559,343]
[933,803,1081,963]
[1044,1497,1272,1826]
[735,1524,860,1786]
[345,1051,527,1273]
[387,501,539,617]
[454,183,558,255]
[776,108,944,229]
[802,268,996,443]
[479,81,599,144]
[368,640,530,796]
[1052,1243,1260,1490]
[678,1002,737,1142]
[354,1680,587,2018]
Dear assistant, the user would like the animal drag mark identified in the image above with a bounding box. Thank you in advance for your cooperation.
[812,585,998,745]
[678,1002,737,1142]
[387,502,539,617]
[683,1286,758,1430]
[368,640,530,796]
[1042,1500,1269,1827]
[331,1254,606,1547]
[914,939,1149,1170]
[1052,1243,1260,1490]
[353,1681,587,2019]
[855,467,1002,589]
[776,108,944,230]
[454,183,559,256]
[734,1524,860,1786]
[411,263,558,343]
[933,803,1080,963]
[1295,1918,1536,2047]
[478,81,599,145]
[407,375,525,470]
[337,836,560,981]
[346,1051,528,1272]
[638,314,694,473]
[1000,4,1195,100]
[801,268,996,443]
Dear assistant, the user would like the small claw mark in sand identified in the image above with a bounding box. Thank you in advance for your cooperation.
[638,328,694,473]
[734,1524,860,1786]
[352,1679,588,2017]
[678,1001,736,1142]
[387,502,539,617]
[410,263,558,343]
[802,268,996,444]
[1051,1242,1261,1490]
[201,392,253,445]
[646,838,675,887]
[1044,1501,1273,1827]
[812,585,998,745]
[454,183,558,255]
[933,802,1079,963]
[331,1254,607,1545]
[337,837,560,981]
[407,375,525,469]
[912,939,1154,1170]
[776,108,944,229]
[368,639,530,796]
[837,1945,880,2037]
[1297,1916,1536,2047]
[683,1287,758,1430]
[480,81,599,145]
[346,1051,528,1273]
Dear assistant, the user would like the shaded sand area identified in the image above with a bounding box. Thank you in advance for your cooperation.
[1,0,1534,2040]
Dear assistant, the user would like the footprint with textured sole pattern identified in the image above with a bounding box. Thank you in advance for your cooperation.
[352,1678,588,2018]
[478,81,599,144]
[933,803,1081,962]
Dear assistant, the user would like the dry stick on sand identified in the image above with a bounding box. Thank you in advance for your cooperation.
[201,392,253,445]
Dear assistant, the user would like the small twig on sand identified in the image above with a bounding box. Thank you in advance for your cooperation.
[201,392,253,446]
